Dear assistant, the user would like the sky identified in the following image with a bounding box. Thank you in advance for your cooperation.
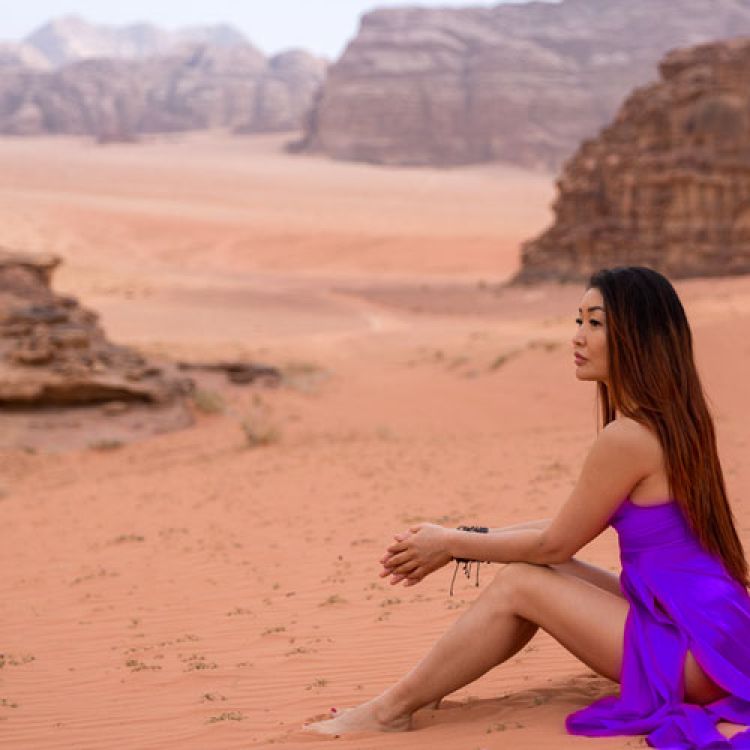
[4,0,559,59]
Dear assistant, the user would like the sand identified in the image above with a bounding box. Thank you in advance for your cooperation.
[1,131,749,748]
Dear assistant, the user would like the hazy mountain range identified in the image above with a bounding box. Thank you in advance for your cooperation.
[5,3,750,174]
[0,16,328,137]
[0,15,252,69]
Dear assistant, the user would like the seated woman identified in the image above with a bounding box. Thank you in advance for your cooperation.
[306,266,750,749]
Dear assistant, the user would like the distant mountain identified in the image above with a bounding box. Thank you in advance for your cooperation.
[0,43,327,138]
[0,16,327,138]
[297,0,750,170]
[24,15,249,68]
[0,41,51,70]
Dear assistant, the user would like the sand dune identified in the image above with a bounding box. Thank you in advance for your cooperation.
[1,132,749,748]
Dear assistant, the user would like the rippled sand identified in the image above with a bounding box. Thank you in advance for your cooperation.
[1,132,748,748]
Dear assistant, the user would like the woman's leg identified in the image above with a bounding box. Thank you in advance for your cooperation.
[550,556,624,598]
[306,558,722,734]
[306,560,626,734]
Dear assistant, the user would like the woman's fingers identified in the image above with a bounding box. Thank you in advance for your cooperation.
[386,541,408,555]
[403,568,424,586]
[389,559,420,578]
[380,530,416,562]
[384,550,413,569]
[379,555,412,578]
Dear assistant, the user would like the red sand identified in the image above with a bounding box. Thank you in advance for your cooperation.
[1,132,749,748]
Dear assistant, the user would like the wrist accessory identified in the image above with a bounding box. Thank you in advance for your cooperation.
[450,525,490,596]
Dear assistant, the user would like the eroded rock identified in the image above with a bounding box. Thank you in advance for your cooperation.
[176,360,282,386]
[514,37,750,283]
[0,248,187,405]
[297,0,750,170]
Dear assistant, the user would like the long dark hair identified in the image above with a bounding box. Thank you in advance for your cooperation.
[588,266,749,589]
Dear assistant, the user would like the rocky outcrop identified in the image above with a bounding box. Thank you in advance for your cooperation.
[513,37,750,283]
[298,0,750,170]
[0,249,187,405]
[176,361,281,385]
[0,44,327,137]
[234,50,328,133]
[24,15,248,68]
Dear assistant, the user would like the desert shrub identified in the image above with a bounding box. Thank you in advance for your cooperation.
[190,388,225,414]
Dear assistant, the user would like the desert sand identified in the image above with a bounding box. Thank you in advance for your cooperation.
[1,131,750,748]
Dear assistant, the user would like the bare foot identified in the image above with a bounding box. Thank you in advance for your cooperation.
[326,698,443,721]
[304,698,412,735]
[329,696,440,716]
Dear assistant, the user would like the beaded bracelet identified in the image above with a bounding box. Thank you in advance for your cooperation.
[450,525,490,596]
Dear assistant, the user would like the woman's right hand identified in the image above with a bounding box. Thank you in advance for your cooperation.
[379,529,453,586]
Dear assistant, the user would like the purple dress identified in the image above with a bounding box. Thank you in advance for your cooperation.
[565,496,750,748]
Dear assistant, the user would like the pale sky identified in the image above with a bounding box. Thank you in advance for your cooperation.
[4,0,559,59]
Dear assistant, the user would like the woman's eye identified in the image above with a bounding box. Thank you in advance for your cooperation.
[575,317,582,325]
[590,320,601,327]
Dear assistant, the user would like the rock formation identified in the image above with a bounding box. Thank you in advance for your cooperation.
[298,0,750,170]
[234,50,329,133]
[0,16,328,137]
[0,44,327,137]
[176,361,281,386]
[513,37,750,283]
[0,249,186,405]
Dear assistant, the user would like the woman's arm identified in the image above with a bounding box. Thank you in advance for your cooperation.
[488,518,551,534]
[380,517,553,585]
[387,422,652,583]
[444,519,553,563]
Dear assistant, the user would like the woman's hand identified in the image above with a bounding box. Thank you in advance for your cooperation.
[379,523,453,587]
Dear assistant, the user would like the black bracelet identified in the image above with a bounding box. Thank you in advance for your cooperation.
[450,525,490,596]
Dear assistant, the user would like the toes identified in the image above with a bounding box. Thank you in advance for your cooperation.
[330,705,353,716]
[303,712,332,725]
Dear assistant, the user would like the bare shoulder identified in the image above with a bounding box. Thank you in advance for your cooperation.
[539,417,661,562]
[600,417,662,463]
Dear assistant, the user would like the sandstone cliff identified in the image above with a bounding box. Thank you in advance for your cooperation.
[298,0,750,170]
[514,37,750,283]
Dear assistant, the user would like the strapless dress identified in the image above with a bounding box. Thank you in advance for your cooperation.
[565,496,750,748]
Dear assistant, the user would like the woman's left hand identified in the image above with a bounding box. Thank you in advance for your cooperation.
[379,522,453,586]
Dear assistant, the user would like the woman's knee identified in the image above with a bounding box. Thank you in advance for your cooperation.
[486,561,546,610]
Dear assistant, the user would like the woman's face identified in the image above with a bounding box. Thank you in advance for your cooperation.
[572,287,608,383]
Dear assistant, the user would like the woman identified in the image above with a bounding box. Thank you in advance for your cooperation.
[307,266,750,748]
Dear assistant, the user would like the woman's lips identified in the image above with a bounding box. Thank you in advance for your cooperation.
[574,354,587,365]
